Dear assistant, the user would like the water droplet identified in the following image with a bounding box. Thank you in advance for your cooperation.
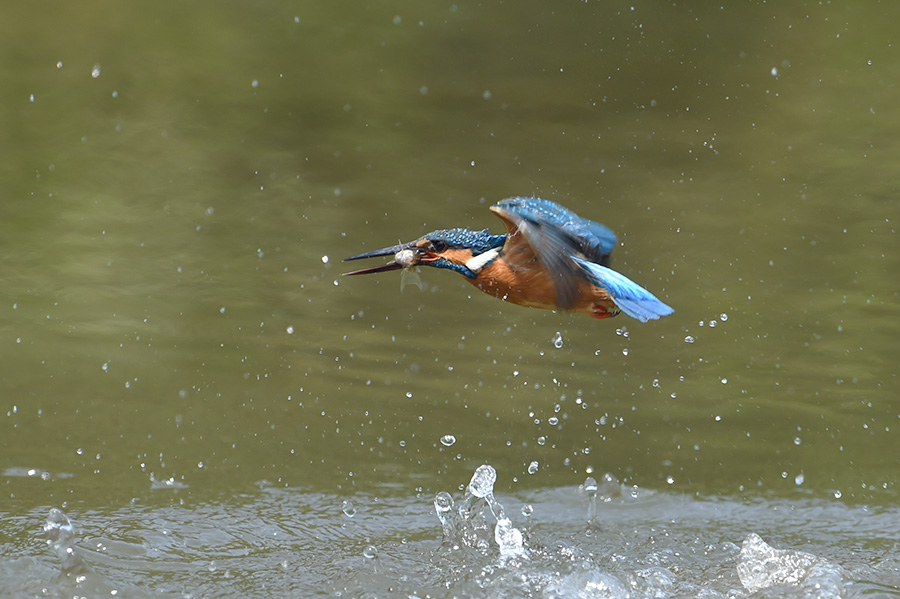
[548,416,559,426]
[551,331,563,349]
[720,313,728,321]
[91,64,101,78]
[794,472,805,485]
[363,545,377,559]
[684,335,695,344]
[652,378,660,388]
[794,437,801,445]
[341,500,356,517]
[521,504,533,517]
[666,476,675,484]
[622,348,629,356]
[440,434,456,447]
[537,436,546,446]
[467,465,497,498]
[721,377,728,384]
[321,255,329,264]
[833,490,842,499]
[583,476,599,493]
[527,461,539,474]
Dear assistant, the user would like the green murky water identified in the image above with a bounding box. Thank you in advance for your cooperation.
[2,1,899,597]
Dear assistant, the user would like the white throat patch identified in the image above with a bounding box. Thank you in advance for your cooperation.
[464,248,500,273]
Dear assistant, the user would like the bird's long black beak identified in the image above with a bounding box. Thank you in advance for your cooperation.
[343,241,419,276]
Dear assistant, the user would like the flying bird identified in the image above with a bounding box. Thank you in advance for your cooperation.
[343,197,673,322]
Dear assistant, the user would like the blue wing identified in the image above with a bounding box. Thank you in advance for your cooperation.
[494,197,617,263]
[571,256,674,322]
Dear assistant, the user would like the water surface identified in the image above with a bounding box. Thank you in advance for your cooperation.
[1,1,899,597]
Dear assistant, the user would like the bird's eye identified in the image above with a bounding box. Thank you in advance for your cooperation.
[429,240,448,252]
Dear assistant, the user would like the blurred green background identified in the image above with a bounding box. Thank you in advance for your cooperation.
[2,0,898,515]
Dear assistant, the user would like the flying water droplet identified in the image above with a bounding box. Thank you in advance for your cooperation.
[440,434,456,447]
[527,461,539,474]
[341,500,356,517]
[684,335,695,344]
[551,331,564,349]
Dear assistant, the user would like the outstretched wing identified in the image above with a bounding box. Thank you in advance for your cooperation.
[571,256,674,322]
[490,200,583,309]
[494,197,617,264]
[490,197,619,310]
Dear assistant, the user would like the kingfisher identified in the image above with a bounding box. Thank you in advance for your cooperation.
[343,197,674,322]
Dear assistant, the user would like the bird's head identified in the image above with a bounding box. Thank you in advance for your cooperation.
[343,228,505,279]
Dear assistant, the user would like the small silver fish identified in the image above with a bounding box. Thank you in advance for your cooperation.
[394,248,419,269]
[394,249,425,292]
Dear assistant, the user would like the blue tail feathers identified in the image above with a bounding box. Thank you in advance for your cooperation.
[571,257,674,323]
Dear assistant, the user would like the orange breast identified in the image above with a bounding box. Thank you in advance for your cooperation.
[466,258,617,317]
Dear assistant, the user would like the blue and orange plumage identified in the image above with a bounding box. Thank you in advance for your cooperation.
[344,197,673,322]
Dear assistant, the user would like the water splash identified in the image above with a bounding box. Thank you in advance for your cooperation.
[494,517,526,561]
[434,491,455,539]
[43,508,89,575]
[434,465,526,560]
[583,476,599,524]
[583,472,622,526]
[149,472,189,490]
[466,464,497,501]
[737,533,844,597]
